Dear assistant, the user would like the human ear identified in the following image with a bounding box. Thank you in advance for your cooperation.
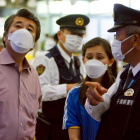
[109,59,114,67]
[132,34,140,51]
[82,57,86,65]
[3,33,8,47]
[3,32,7,42]
[57,31,61,40]
[133,34,139,47]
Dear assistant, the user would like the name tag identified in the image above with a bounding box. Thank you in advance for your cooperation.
[117,99,133,106]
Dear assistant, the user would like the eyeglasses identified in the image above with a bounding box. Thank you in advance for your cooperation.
[114,34,120,39]
[114,34,134,40]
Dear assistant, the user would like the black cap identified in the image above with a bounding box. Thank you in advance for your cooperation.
[108,3,140,32]
[56,14,90,34]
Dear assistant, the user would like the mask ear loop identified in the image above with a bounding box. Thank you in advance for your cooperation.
[121,34,134,43]
[60,39,64,44]
[61,31,66,36]
[123,47,135,56]
[60,31,66,44]
[121,34,135,57]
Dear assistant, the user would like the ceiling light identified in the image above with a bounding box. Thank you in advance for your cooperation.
[0,0,6,6]
[27,0,36,7]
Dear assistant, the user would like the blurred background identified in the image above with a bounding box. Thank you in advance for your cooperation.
[0,0,139,71]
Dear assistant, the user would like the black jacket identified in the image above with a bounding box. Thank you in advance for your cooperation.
[96,64,140,140]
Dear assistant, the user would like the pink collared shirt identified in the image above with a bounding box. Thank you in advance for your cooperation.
[0,48,42,140]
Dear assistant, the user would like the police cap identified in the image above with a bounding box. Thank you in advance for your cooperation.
[56,14,90,35]
[108,3,140,32]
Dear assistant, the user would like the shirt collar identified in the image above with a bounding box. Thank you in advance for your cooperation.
[130,62,140,76]
[0,48,15,64]
[57,44,74,63]
[23,58,32,72]
[0,48,31,72]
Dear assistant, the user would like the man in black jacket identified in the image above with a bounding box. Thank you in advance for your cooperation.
[85,3,140,140]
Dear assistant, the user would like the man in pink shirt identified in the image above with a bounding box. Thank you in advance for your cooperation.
[0,8,42,140]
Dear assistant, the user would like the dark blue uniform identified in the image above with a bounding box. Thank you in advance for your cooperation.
[96,64,140,140]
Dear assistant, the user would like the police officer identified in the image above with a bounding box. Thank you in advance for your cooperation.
[33,14,90,140]
[85,3,140,140]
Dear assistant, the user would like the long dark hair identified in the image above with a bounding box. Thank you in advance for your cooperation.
[79,37,115,106]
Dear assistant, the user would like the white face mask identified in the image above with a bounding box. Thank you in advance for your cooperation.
[111,34,134,61]
[60,32,82,52]
[85,59,107,79]
[8,29,35,54]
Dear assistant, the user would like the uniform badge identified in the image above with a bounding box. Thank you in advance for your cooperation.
[75,17,84,26]
[36,64,45,76]
[124,88,134,96]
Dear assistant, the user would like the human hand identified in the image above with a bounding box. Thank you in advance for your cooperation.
[85,81,108,106]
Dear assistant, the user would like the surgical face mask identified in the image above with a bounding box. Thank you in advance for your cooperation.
[85,59,107,79]
[60,32,82,52]
[111,34,134,61]
[8,29,35,54]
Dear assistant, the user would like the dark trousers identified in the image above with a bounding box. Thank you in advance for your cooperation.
[36,116,69,140]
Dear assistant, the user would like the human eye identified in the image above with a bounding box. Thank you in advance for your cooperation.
[27,28,33,32]
[114,34,120,40]
[114,34,116,39]
[97,55,104,60]
[86,56,92,60]
[15,24,22,28]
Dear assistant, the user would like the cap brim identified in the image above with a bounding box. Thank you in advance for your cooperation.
[66,28,85,35]
[107,25,124,32]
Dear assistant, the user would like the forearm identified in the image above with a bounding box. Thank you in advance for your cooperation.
[85,97,110,121]
[41,84,67,101]
[68,128,81,140]
[85,82,118,121]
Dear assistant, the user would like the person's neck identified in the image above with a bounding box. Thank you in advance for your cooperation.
[6,47,25,73]
[58,42,72,57]
[126,52,140,67]
[130,61,140,68]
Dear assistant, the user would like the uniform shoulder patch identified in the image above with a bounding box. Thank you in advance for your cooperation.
[36,64,45,76]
